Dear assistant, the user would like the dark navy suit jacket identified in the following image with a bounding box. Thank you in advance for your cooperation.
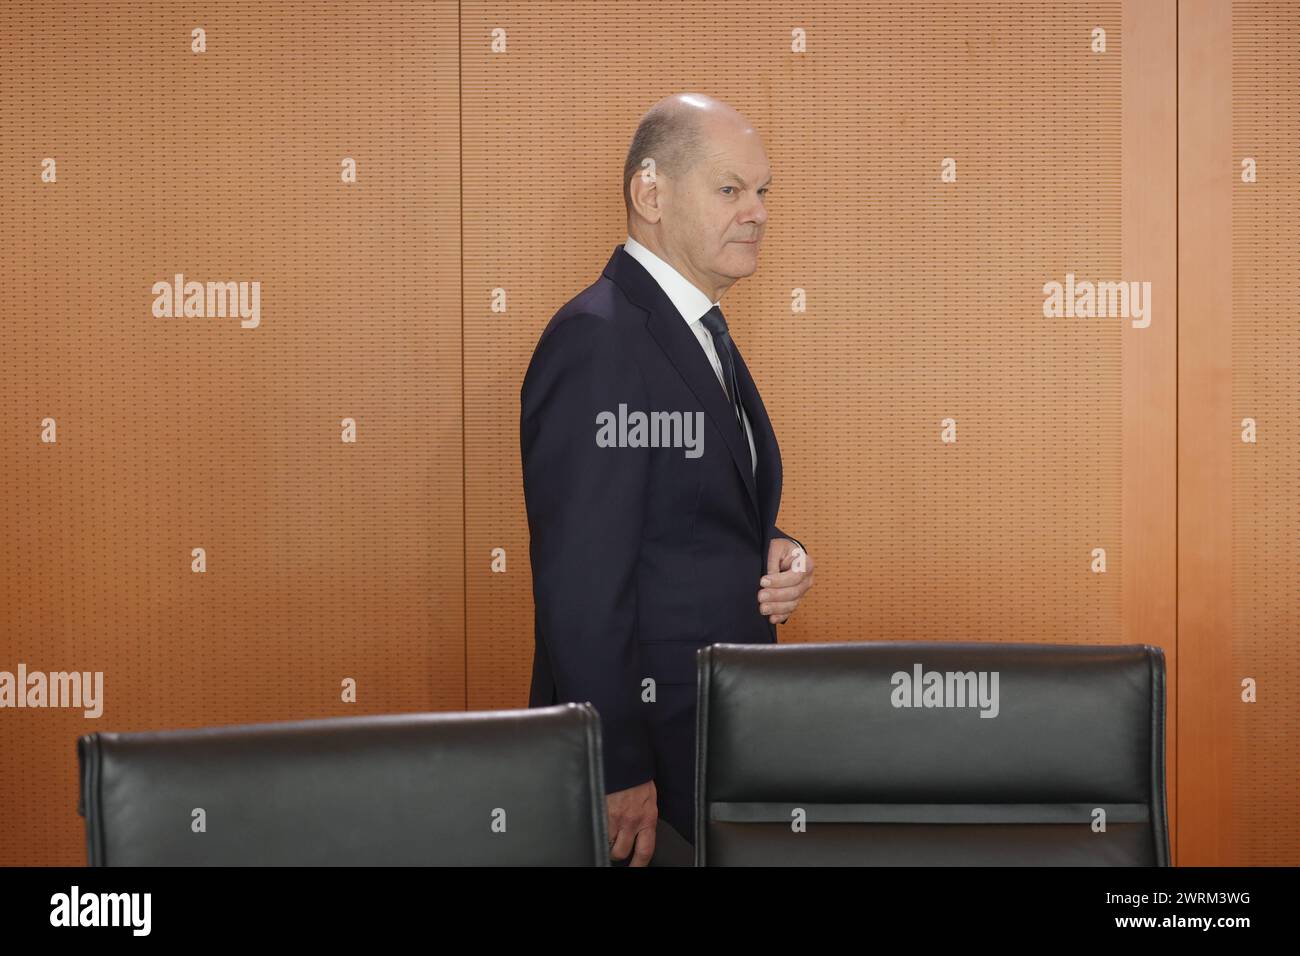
[521,243,801,795]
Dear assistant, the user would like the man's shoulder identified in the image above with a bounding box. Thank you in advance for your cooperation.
[533,274,642,354]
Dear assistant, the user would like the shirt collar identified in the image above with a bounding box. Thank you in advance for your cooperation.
[623,234,719,326]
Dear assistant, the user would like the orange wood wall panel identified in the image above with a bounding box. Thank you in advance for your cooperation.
[1122,0,1179,861]
[1228,0,1300,866]
[1179,0,1237,868]
[1180,0,1300,866]
[0,1,464,865]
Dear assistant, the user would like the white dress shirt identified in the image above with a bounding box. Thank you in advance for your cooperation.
[623,235,757,475]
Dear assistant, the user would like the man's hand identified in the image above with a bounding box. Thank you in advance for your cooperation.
[606,779,658,866]
[759,538,815,624]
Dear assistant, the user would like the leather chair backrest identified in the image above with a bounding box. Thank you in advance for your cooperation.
[695,642,1169,866]
[77,703,609,865]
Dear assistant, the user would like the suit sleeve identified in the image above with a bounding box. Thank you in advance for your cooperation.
[520,314,655,793]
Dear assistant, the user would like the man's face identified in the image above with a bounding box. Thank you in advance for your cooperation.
[664,123,771,291]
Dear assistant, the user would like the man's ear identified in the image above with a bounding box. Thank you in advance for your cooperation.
[628,161,664,224]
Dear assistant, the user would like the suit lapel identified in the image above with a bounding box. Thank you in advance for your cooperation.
[603,245,761,533]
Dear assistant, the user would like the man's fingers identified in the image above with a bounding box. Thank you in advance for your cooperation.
[779,547,805,572]
[609,824,637,862]
[759,568,805,589]
[758,572,814,600]
[757,581,808,603]
[759,556,813,625]
[783,547,812,568]
[627,823,657,866]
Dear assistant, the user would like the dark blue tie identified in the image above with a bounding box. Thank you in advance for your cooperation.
[700,305,746,434]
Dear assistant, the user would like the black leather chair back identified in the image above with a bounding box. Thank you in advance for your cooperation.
[695,642,1169,866]
[77,703,609,865]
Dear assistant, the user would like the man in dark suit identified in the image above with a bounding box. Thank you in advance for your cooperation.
[521,93,815,866]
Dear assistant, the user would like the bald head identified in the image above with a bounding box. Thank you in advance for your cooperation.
[622,93,753,215]
[622,92,772,303]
